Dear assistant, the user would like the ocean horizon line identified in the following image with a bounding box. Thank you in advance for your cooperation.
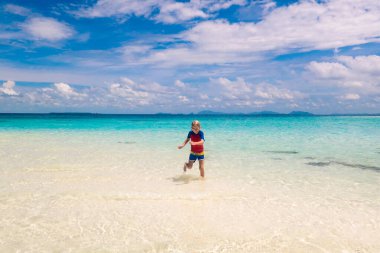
[0,111,380,117]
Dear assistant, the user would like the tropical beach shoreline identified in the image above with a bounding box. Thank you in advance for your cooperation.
[1,115,379,252]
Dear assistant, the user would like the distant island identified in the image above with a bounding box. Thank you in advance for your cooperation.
[197,110,225,115]
[197,110,315,116]
[195,110,380,116]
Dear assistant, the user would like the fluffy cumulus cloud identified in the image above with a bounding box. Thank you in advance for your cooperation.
[0,80,18,96]
[109,78,149,103]
[337,55,380,75]
[306,55,380,92]
[4,82,93,109]
[207,77,304,108]
[174,79,186,88]
[136,0,380,66]
[54,82,85,98]
[0,76,310,112]
[306,62,350,80]
[21,17,75,41]
[254,83,303,100]
[212,77,251,99]
[108,77,180,107]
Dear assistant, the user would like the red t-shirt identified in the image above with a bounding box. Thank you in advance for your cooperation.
[187,130,205,153]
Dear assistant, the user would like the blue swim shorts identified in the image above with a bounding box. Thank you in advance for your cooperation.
[189,152,205,161]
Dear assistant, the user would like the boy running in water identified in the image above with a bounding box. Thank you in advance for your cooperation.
[178,120,205,178]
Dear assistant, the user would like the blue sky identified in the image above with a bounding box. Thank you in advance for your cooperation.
[1,0,380,114]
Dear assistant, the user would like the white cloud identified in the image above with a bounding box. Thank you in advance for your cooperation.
[336,55,380,74]
[0,80,18,96]
[75,0,246,23]
[186,0,380,52]
[174,80,186,88]
[254,83,300,100]
[75,0,158,19]
[138,0,380,66]
[4,4,30,16]
[340,93,360,100]
[21,17,75,41]
[208,77,304,109]
[306,62,350,79]
[178,95,189,103]
[205,0,247,12]
[212,77,251,99]
[142,46,259,66]
[153,0,247,24]
[110,78,149,100]
[155,2,208,24]
[109,77,177,106]
[0,75,317,113]
[54,82,84,97]
[306,55,380,91]
[1,6,78,46]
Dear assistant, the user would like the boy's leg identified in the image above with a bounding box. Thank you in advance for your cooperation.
[184,160,195,172]
[199,160,205,177]
[185,153,196,172]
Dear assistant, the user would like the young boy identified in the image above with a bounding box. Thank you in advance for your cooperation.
[177,120,205,177]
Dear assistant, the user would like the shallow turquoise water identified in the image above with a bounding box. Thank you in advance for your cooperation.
[1,114,379,169]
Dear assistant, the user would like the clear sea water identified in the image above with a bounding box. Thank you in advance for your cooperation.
[1,114,380,252]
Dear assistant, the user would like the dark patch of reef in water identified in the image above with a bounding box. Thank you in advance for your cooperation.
[306,160,380,172]
[306,162,331,167]
[334,161,380,172]
[118,141,137,144]
[265,151,299,154]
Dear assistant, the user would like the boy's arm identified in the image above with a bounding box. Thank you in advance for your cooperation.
[178,138,190,149]
[190,140,204,145]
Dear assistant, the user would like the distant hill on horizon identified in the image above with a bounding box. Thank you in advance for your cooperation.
[248,111,281,115]
[195,111,380,116]
[288,111,314,116]
[197,110,225,115]
[197,110,314,115]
